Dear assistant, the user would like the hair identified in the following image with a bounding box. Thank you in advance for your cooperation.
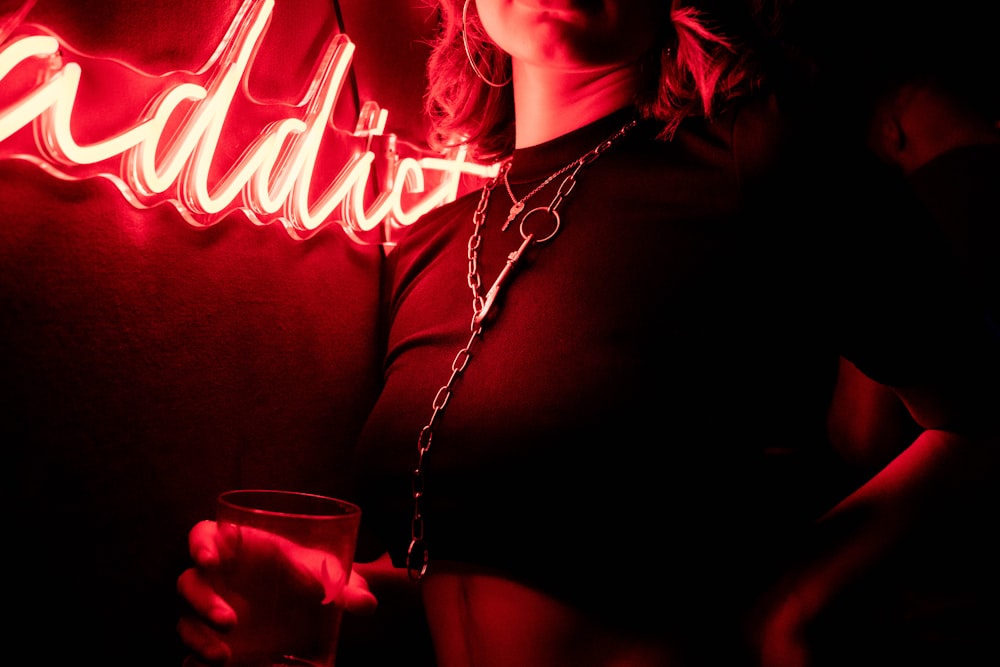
[422,0,775,160]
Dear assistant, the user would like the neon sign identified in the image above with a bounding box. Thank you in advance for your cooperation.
[0,0,497,243]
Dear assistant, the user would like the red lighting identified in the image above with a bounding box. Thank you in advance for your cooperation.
[0,0,497,243]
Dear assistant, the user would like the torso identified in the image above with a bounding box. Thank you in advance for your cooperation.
[421,564,684,667]
[353,104,992,664]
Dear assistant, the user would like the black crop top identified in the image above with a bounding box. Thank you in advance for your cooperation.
[352,103,1000,632]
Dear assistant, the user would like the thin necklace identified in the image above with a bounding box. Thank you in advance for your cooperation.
[502,157,578,231]
[406,118,638,580]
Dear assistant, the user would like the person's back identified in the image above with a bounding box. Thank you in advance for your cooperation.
[821,5,1000,661]
[867,74,999,314]
[829,71,1000,466]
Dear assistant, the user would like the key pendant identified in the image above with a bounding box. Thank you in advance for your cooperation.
[502,202,524,231]
[475,234,534,325]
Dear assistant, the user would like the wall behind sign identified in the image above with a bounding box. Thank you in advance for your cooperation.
[1,1,438,664]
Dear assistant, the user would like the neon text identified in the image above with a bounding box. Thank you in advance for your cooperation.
[0,0,496,242]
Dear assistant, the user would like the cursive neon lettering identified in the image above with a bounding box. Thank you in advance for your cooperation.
[0,0,498,243]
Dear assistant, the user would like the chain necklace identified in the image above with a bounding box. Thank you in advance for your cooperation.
[406,118,637,580]
[502,157,577,231]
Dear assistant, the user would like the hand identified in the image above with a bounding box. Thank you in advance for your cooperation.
[748,582,814,667]
[176,519,377,665]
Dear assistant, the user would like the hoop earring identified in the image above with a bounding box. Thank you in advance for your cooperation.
[462,0,511,88]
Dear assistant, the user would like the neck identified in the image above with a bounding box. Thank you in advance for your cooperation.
[511,60,642,148]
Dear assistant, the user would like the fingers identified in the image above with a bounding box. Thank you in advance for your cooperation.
[180,519,239,666]
[177,567,237,629]
[188,520,221,566]
[752,586,811,667]
[189,519,242,567]
[232,526,353,607]
[177,615,231,667]
[341,568,378,615]
[186,521,368,617]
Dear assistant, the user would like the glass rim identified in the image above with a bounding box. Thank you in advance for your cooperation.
[217,489,361,519]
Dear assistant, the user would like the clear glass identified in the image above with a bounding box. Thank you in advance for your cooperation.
[213,490,362,667]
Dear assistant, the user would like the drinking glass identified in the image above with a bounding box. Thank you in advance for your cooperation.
[212,489,362,667]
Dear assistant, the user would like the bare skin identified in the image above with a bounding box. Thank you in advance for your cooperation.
[867,79,1000,176]
[474,0,661,148]
[421,562,679,667]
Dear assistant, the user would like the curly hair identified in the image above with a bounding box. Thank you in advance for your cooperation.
[422,0,773,161]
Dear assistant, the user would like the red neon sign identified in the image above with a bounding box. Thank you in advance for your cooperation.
[0,0,497,243]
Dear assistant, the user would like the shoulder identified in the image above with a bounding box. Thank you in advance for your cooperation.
[381,185,487,288]
[387,186,483,252]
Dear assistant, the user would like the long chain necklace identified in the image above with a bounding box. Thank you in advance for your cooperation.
[406,118,637,580]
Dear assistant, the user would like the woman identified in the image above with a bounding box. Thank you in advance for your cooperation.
[178,1,1000,665]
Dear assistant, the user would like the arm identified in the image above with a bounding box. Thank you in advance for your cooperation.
[826,356,921,470]
[754,394,998,667]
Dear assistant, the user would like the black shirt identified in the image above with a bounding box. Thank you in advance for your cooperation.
[353,103,1000,632]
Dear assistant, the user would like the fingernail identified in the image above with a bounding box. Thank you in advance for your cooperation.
[195,547,216,566]
[213,604,237,627]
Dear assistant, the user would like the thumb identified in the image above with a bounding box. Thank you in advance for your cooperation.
[336,568,378,615]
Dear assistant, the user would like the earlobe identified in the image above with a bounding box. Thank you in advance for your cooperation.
[869,115,906,166]
[889,118,906,153]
